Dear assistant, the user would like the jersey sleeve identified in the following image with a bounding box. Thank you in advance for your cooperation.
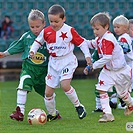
[70,28,84,46]
[30,29,45,54]
[6,35,25,55]
[70,28,91,58]
[93,38,114,69]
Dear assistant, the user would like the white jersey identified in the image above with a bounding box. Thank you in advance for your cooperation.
[30,23,91,58]
[86,31,126,71]
[118,33,133,65]
[30,23,91,88]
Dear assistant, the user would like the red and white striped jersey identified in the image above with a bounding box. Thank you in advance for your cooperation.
[30,23,91,58]
[87,31,126,71]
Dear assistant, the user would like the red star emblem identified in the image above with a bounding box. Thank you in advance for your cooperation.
[99,80,104,86]
[59,32,68,40]
[47,74,52,80]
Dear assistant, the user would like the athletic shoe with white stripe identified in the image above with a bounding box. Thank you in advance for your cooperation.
[76,104,86,119]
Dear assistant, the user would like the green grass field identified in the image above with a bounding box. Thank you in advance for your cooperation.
[0,79,133,133]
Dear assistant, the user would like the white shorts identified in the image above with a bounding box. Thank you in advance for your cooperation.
[96,65,132,96]
[127,61,133,90]
[46,52,78,88]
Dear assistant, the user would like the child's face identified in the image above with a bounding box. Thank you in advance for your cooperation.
[92,23,109,38]
[48,14,66,31]
[113,24,127,36]
[129,23,133,37]
[28,19,45,36]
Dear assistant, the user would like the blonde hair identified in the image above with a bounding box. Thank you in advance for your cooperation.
[90,12,111,29]
[113,15,129,27]
[28,9,45,23]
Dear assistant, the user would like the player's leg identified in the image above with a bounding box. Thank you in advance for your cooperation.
[116,65,133,116]
[44,85,62,122]
[34,67,47,97]
[44,65,62,122]
[60,55,86,119]
[108,86,117,109]
[92,89,103,113]
[10,74,33,121]
[96,69,115,122]
[61,79,86,119]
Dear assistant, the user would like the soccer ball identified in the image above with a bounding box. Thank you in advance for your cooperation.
[27,108,47,125]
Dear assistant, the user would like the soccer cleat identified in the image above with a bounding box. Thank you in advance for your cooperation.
[10,106,24,121]
[119,98,126,107]
[98,113,115,123]
[92,108,103,113]
[76,104,86,119]
[118,103,127,109]
[47,111,62,122]
[124,106,133,116]
[109,101,117,109]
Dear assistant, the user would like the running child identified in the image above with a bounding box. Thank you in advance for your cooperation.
[0,9,49,121]
[84,12,133,123]
[30,4,92,121]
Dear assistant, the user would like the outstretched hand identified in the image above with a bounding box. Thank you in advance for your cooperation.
[0,52,6,58]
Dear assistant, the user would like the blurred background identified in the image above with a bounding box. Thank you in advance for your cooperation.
[0,0,133,81]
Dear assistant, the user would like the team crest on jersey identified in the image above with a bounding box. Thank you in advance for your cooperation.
[30,52,46,64]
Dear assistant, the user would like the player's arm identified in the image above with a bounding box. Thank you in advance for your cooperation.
[70,28,92,65]
[83,49,99,75]
[93,55,112,69]
[0,39,24,58]
[30,29,45,58]
[93,39,114,69]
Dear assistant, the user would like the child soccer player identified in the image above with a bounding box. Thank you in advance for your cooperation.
[129,19,133,43]
[86,49,117,113]
[84,12,133,122]
[30,4,92,121]
[113,15,133,109]
[129,19,133,91]
[0,9,49,121]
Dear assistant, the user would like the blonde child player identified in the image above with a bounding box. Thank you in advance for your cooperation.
[30,4,92,121]
[113,15,133,109]
[84,12,133,122]
[0,10,50,121]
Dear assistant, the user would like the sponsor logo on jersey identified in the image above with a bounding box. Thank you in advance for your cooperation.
[49,46,66,51]
[30,52,46,64]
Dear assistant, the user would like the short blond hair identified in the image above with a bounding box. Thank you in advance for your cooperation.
[113,15,129,27]
[28,9,45,23]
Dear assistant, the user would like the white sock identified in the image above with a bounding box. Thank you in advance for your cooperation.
[44,93,56,115]
[17,89,27,115]
[122,92,133,106]
[100,93,112,114]
[96,97,102,109]
[65,86,80,107]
